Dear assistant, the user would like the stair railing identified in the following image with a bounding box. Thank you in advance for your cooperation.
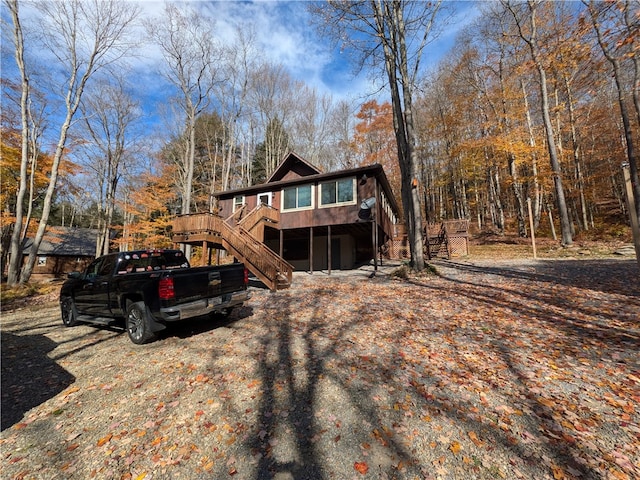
[220,221,293,291]
[237,204,280,231]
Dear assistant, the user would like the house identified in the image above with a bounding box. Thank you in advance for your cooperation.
[217,152,401,271]
[171,152,403,290]
[21,226,98,279]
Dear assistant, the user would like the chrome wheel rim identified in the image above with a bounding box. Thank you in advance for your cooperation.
[127,308,144,342]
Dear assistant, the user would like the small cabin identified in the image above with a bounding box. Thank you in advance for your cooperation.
[21,226,98,280]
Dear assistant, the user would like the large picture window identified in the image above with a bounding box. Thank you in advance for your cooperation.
[320,177,355,207]
[282,184,313,211]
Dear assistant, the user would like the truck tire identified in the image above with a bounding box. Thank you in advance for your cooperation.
[126,301,156,344]
[61,297,79,327]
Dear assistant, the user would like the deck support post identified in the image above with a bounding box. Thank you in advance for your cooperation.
[309,226,314,274]
[327,225,332,276]
[279,230,284,258]
[202,241,208,266]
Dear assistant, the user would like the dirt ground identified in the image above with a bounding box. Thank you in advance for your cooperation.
[1,256,639,480]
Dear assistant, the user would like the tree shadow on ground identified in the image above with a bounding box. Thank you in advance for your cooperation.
[423,260,639,350]
[246,284,429,479]
[238,262,638,479]
[161,305,254,340]
[1,331,76,431]
[432,258,640,297]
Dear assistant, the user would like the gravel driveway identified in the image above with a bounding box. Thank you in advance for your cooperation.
[1,258,638,480]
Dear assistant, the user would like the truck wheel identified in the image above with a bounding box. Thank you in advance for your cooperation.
[126,301,156,344]
[61,297,78,327]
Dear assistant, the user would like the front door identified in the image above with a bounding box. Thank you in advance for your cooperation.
[258,192,272,206]
[331,238,341,270]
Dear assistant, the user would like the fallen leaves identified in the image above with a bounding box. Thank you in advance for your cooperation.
[354,461,369,474]
[2,261,639,479]
[62,386,80,397]
[96,433,112,447]
[449,441,462,455]
[468,431,483,447]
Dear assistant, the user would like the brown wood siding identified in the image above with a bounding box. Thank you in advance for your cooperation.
[279,204,359,229]
[217,175,398,240]
[281,171,304,182]
[25,256,93,279]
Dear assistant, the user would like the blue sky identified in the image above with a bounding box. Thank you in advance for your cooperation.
[2,1,481,142]
[132,0,370,103]
[131,0,481,105]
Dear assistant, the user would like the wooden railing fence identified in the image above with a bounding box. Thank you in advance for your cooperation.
[387,220,469,260]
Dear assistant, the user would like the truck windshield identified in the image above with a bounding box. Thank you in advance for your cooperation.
[117,251,189,274]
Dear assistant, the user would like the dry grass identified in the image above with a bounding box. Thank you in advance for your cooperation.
[467,233,634,260]
[1,281,61,307]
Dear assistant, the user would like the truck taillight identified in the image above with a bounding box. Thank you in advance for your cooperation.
[159,277,175,300]
[244,268,249,285]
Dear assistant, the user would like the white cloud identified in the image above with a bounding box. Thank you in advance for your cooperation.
[3,0,476,132]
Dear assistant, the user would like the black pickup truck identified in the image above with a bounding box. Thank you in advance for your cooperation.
[59,249,250,344]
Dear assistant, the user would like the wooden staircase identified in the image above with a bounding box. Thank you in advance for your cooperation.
[171,207,293,291]
[425,220,470,259]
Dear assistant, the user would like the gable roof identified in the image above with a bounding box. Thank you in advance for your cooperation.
[266,152,322,183]
[23,226,98,257]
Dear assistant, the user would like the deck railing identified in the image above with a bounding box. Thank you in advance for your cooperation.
[173,212,222,233]
[238,204,280,231]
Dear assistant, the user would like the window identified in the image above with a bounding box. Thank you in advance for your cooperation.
[320,177,356,207]
[98,256,117,276]
[258,192,272,206]
[282,184,313,211]
[233,195,245,212]
[85,258,102,278]
[37,256,47,267]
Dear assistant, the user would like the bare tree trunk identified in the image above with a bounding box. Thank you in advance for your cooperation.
[564,75,589,231]
[488,164,505,233]
[505,0,573,245]
[81,79,137,256]
[315,0,442,270]
[371,0,427,270]
[147,3,219,258]
[624,0,640,130]
[495,54,526,236]
[521,79,542,229]
[586,1,640,241]
[7,0,138,284]
[508,152,527,237]
[6,0,30,285]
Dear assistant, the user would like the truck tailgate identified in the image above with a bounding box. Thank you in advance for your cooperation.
[170,264,246,302]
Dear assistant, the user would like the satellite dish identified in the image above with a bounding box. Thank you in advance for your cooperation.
[358,197,376,220]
